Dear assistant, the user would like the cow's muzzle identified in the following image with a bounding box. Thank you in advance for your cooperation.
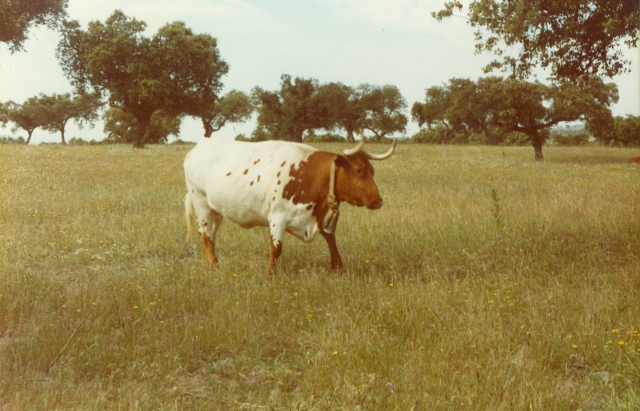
[367,198,383,210]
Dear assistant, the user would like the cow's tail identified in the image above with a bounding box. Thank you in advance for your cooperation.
[184,194,198,241]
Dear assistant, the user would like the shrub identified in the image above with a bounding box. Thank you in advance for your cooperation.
[503,131,529,146]
[0,135,26,144]
[304,133,346,143]
[411,128,445,144]
[235,133,253,142]
[169,139,191,145]
[553,132,590,146]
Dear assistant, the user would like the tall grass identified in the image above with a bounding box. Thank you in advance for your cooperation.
[1,143,639,410]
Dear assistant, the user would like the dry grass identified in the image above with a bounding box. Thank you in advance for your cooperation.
[1,143,640,410]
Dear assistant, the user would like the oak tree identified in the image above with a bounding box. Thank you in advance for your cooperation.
[609,114,640,146]
[413,76,618,160]
[0,102,7,126]
[0,0,68,52]
[39,92,103,144]
[3,97,48,143]
[103,106,180,144]
[412,85,454,143]
[317,82,366,143]
[434,1,640,81]
[496,78,618,160]
[199,90,253,138]
[252,75,328,142]
[359,84,408,142]
[57,11,228,147]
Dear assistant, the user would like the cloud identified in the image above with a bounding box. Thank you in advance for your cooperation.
[67,0,277,33]
[322,0,446,32]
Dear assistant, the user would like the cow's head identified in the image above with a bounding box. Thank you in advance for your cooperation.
[334,139,396,210]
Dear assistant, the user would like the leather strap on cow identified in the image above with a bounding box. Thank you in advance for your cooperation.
[322,160,340,234]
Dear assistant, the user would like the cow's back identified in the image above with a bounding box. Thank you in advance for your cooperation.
[184,139,316,228]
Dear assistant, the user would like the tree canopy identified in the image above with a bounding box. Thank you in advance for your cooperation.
[3,97,49,144]
[39,92,103,144]
[434,1,640,81]
[0,102,7,126]
[252,75,408,142]
[413,76,618,159]
[199,90,253,138]
[57,10,228,147]
[359,84,408,142]
[609,114,640,146]
[252,75,327,142]
[315,82,365,143]
[0,0,68,52]
[1,93,103,144]
[103,107,180,144]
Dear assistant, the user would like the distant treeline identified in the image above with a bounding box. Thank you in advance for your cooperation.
[2,10,639,160]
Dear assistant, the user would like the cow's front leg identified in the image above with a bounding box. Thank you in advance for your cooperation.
[267,235,283,279]
[267,219,285,280]
[197,207,223,271]
[321,231,343,271]
[201,232,218,270]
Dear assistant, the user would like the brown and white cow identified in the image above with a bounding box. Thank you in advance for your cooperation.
[184,138,396,278]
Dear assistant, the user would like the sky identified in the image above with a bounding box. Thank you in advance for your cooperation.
[1,0,639,144]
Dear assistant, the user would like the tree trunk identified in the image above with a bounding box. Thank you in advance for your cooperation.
[133,116,151,148]
[369,130,382,143]
[202,118,213,138]
[289,129,304,143]
[443,122,452,144]
[60,128,66,144]
[484,126,497,145]
[531,136,544,161]
[26,130,33,144]
[345,129,355,143]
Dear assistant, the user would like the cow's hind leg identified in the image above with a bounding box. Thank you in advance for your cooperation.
[321,231,343,271]
[189,192,223,270]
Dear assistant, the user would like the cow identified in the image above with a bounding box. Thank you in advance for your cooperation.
[183,138,396,278]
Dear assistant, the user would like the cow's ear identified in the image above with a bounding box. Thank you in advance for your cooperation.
[334,155,348,169]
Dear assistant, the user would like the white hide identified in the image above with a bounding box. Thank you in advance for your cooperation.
[184,138,322,247]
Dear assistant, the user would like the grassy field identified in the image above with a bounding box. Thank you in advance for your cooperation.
[1,143,640,410]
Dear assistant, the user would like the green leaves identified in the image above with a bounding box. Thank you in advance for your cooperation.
[3,97,48,144]
[413,76,618,159]
[0,0,68,52]
[252,75,326,142]
[435,0,640,81]
[2,93,103,144]
[103,107,180,144]
[359,84,408,142]
[57,11,228,147]
[252,76,408,143]
[38,92,103,144]
[200,90,253,137]
[610,115,640,146]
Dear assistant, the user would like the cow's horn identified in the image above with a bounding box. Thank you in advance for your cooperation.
[343,138,365,156]
[366,138,397,160]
